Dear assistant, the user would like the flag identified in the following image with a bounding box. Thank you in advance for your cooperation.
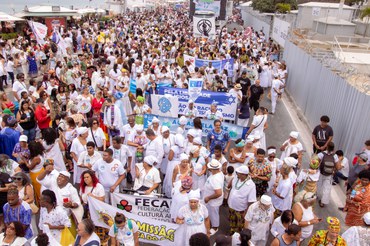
[151,94,179,118]
[188,78,203,102]
[28,21,47,45]
[88,197,181,245]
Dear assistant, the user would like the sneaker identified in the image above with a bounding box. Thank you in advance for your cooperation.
[210,228,218,235]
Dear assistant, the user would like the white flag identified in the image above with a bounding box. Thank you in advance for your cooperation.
[188,78,203,102]
[28,21,47,45]
[193,16,216,38]
[151,94,179,118]
[88,197,181,245]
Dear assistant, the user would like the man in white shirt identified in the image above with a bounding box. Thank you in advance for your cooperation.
[109,136,132,172]
[270,74,284,114]
[78,141,102,173]
[203,159,224,235]
[333,150,349,185]
[121,115,136,145]
[92,149,126,203]
[12,73,28,101]
[144,128,164,171]
[227,165,257,234]
[36,159,60,193]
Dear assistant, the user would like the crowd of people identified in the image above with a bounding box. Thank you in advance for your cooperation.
[0,4,369,246]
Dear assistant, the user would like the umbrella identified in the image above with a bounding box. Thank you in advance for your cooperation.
[0,12,24,22]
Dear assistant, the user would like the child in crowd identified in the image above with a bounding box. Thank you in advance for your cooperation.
[223,166,235,205]
[294,156,320,202]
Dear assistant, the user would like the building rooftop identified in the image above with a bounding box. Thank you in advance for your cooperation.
[298,2,355,10]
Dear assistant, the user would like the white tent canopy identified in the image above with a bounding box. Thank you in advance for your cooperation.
[0,12,24,22]
[77,8,106,15]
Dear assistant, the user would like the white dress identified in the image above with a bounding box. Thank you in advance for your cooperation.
[280,140,303,161]
[163,146,183,198]
[161,135,175,175]
[170,182,190,220]
[121,89,132,116]
[43,140,66,172]
[250,115,268,150]
[70,138,87,184]
[39,206,71,242]
[177,204,209,246]
[190,156,206,191]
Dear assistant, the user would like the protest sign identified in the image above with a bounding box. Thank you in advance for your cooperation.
[88,197,180,245]
[111,193,173,223]
[158,87,237,121]
[184,55,234,77]
[188,78,203,102]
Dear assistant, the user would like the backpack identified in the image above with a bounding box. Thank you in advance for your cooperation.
[319,152,336,176]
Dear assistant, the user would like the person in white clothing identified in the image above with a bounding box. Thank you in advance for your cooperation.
[87,118,107,151]
[280,131,303,168]
[270,210,298,238]
[227,165,257,234]
[342,211,370,246]
[244,195,275,246]
[109,212,139,246]
[12,73,28,101]
[183,100,199,119]
[144,128,164,170]
[270,74,284,114]
[133,155,161,195]
[109,136,132,173]
[77,142,102,174]
[121,115,136,145]
[36,159,60,193]
[332,150,349,185]
[272,163,293,214]
[104,98,123,144]
[246,107,268,150]
[203,159,224,235]
[92,149,126,203]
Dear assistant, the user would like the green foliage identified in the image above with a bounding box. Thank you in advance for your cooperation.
[252,0,297,13]
[360,7,370,20]
[276,3,291,13]
[0,32,18,40]
[99,16,111,22]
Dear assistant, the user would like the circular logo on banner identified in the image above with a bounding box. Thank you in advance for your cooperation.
[77,100,92,114]
[158,97,172,113]
[197,19,212,37]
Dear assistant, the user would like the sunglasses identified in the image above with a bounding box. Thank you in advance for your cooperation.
[12,177,22,181]
[93,122,98,125]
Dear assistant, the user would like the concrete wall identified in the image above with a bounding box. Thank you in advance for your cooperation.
[240,6,272,39]
[354,20,370,37]
[297,6,354,29]
[313,22,356,36]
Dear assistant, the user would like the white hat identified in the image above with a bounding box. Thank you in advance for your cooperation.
[190,145,199,154]
[161,126,169,133]
[260,195,272,205]
[236,166,249,175]
[59,171,71,178]
[284,157,298,168]
[187,129,197,137]
[188,99,194,104]
[77,127,88,135]
[179,116,187,125]
[175,134,185,148]
[290,131,299,139]
[207,159,222,169]
[193,137,202,145]
[152,117,160,123]
[135,124,144,132]
[267,149,276,155]
[144,156,158,166]
[363,212,370,225]
[188,189,201,201]
[180,153,189,161]
[19,135,28,142]
[246,136,254,143]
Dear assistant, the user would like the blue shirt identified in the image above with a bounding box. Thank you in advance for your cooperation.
[3,201,33,239]
[207,129,230,154]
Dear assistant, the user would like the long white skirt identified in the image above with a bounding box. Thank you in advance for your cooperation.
[163,159,180,198]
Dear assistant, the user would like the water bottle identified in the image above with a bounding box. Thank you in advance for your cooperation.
[350,189,356,199]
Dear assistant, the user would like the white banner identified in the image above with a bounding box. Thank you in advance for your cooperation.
[193,16,216,38]
[88,197,180,245]
[111,193,172,223]
[28,21,47,45]
[188,78,203,102]
[51,29,68,56]
[272,17,290,48]
[195,0,221,17]
[151,95,179,118]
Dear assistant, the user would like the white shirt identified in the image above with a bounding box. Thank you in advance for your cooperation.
[271,178,292,211]
[87,127,107,148]
[108,220,139,246]
[144,137,164,168]
[203,171,224,207]
[109,145,132,167]
[37,170,59,193]
[271,79,284,96]
[39,206,71,242]
[121,124,136,144]
[228,178,257,212]
[244,201,275,241]
[52,183,81,216]
[339,156,349,177]
[79,183,105,204]
[12,80,28,99]
[134,163,161,190]
[92,158,125,191]
[77,151,102,168]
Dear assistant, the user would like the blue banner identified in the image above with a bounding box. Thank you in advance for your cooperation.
[129,77,172,95]
[192,57,234,77]
[158,87,237,121]
[188,78,203,102]
[144,114,247,140]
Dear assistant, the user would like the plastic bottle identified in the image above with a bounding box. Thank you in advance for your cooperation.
[350,189,356,199]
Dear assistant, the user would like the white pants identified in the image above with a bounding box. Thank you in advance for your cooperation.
[271,94,278,113]
[317,174,332,205]
[237,118,249,127]
[206,204,220,228]
[251,239,266,246]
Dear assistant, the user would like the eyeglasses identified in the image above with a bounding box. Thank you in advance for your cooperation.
[12,177,22,181]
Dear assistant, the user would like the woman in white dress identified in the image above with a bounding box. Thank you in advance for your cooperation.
[280,131,303,167]
[228,139,247,173]
[176,189,210,246]
[108,64,122,92]
[70,127,88,184]
[0,222,27,245]
[161,126,175,175]
[259,62,271,88]
[148,117,162,136]
[266,148,283,194]
[190,145,207,192]
[184,129,197,155]
[246,107,268,150]
[163,134,185,198]
[116,80,132,117]
[39,189,71,242]
[87,118,107,151]
[170,176,193,222]
[42,128,66,172]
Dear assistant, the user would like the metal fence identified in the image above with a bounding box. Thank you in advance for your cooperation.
[283,40,370,158]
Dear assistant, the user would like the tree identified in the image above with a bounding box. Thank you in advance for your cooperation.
[276,3,291,13]
[360,7,370,20]
[252,0,297,13]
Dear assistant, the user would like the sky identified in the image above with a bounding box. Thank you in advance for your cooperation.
[0,0,106,14]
